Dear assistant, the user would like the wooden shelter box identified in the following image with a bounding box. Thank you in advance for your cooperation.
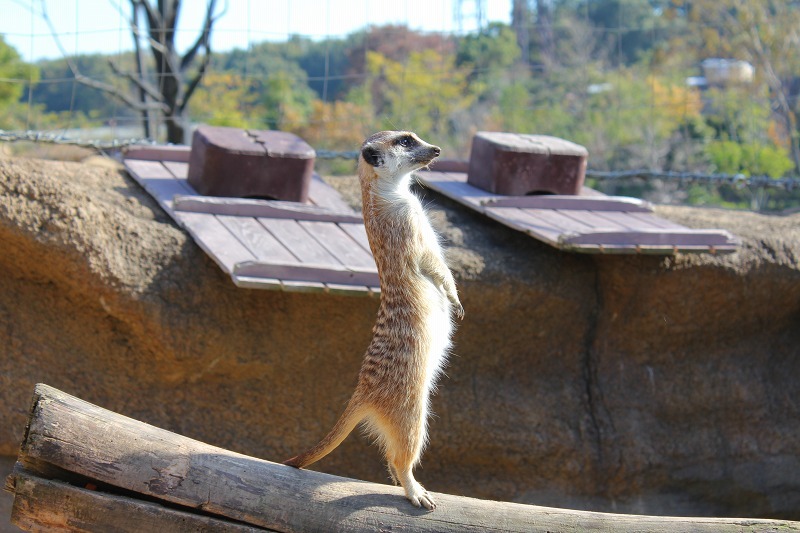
[188,126,315,202]
[468,132,588,196]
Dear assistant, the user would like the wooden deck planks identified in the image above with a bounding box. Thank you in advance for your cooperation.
[300,221,377,269]
[556,209,632,231]
[262,218,339,264]
[124,145,191,162]
[176,212,257,273]
[482,195,653,212]
[416,169,739,255]
[339,223,372,254]
[309,174,358,213]
[483,207,564,244]
[172,196,364,223]
[524,209,599,233]
[124,147,380,295]
[217,215,297,263]
[627,211,687,230]
[125,159,196,214]
[564,229,737,247]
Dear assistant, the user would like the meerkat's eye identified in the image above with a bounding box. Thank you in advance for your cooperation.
[397,135,415,148]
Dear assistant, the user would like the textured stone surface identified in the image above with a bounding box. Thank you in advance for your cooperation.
[0,155,799,520]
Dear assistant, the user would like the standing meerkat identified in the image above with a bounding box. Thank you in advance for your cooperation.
[284,131,463,510]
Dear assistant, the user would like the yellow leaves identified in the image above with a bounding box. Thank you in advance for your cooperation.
[188,72,256,128]
[364,50,475,139]
[292,100,371,150]
[648,75,702,121]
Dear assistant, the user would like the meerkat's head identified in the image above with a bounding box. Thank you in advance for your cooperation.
[359,131,441,181]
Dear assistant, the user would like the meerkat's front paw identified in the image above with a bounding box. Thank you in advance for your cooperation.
[406,482,436,510]
[449,296,464,319]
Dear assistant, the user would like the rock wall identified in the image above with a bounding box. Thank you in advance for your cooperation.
[1,155,798,519]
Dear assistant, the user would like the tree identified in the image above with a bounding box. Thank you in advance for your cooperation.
[362,50,475,151]
[685,0,800,172]
[0,36,38,120]
[260,70,316,131]
[42,0,224,143]
[187,72,257,128]
[343,25,456,93]
[0,39,37,130]
[30,55,131,123]
[456,22,521,83]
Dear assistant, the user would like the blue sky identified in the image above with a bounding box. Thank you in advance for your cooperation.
[2,0,511,62]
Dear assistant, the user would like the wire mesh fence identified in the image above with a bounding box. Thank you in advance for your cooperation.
[2,0,800,211]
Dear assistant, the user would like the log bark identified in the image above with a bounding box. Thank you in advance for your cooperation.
[6,384,800,533]
[9,472,267,532]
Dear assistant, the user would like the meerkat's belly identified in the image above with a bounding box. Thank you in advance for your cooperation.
[420,279,453,386]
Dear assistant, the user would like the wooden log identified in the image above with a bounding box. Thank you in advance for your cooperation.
[7,384,799,533]
[9,471,267,532]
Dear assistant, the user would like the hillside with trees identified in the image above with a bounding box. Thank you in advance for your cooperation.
[2,0,800,210]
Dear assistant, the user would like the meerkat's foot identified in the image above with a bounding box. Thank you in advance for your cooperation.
[405,480,436,510]
[396,468,436,510]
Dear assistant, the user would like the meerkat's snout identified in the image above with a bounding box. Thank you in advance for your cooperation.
[415,144,440,166]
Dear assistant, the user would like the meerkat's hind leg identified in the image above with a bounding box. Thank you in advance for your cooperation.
[379,424,435,509]
[387,462,400,485]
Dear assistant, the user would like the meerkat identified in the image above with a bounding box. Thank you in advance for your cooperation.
[284,131,463,510]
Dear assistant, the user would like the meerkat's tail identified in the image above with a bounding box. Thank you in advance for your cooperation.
[284,401,366,469]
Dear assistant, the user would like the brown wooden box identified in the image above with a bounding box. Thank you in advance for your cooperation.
[188,126,315,202]
[467,132,588,196]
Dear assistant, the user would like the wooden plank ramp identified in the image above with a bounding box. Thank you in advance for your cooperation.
[416,170,739,255]
[7,384,797,533]
[124,146,379,296]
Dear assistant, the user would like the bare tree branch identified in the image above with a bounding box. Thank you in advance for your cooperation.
[109,0,171,57]
[72,72,167,112]
[180,0,225,71]
[178,51,211,113]
[130,0,152,138]
[161,0,179,46]
[107,59,163,103]
[41,0,220,143]
[39,0,168,114]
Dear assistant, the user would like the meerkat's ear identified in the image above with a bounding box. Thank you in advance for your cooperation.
[361,145,383,167]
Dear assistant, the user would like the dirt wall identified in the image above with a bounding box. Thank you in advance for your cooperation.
[1,155,798,519]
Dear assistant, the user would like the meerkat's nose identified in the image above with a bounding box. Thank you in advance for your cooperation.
[432,146,441,156]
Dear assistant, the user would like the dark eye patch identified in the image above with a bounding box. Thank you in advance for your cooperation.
[395,135,417,148]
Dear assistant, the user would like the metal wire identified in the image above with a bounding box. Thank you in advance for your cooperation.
[585,169,799,192]
[2,130,799,192]
[0,129,153,151]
